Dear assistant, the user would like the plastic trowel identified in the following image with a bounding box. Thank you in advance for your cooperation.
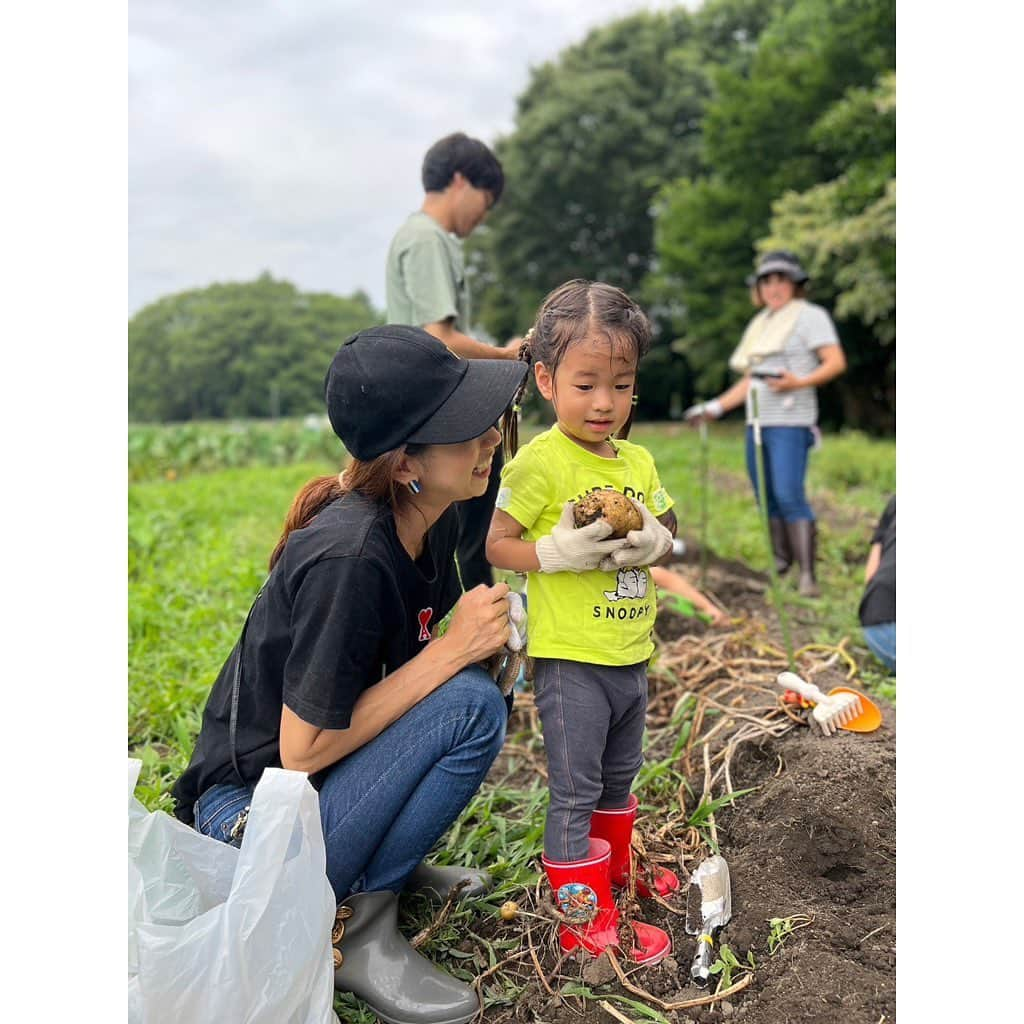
[686,855,732,985]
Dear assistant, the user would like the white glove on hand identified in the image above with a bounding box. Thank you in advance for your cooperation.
[506,591,527,652]
[535,502,630,573]
[599,499,674,571]
[683,398,723,422]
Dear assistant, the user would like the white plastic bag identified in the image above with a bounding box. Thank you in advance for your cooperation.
[128,759,339,1024]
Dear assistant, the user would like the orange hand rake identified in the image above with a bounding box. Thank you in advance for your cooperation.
[777,672,881,736]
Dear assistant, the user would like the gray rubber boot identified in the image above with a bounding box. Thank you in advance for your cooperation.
[769,518,792,575]
[405,861,492,902]
[333,890,479,1024]
[785,519,820,597]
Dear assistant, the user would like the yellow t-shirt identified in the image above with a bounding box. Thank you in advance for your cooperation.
[496,427,674,666]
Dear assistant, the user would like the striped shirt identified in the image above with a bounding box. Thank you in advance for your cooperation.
[744,303,839,426]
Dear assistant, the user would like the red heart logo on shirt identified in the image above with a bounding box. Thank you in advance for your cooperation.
[417,607,433,642]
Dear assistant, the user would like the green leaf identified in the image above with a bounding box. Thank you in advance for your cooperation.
[686,788,756,826]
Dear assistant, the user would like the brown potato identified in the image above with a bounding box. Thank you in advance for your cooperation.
[573,491,642,539]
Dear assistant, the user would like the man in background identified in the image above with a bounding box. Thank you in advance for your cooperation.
[386,132,521,589]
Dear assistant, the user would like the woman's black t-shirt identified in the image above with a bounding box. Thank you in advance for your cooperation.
[172,491,462,823]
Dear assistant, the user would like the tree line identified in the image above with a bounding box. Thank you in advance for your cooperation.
[129,0,894,431]
[469,0,894,432]
[128,275,380,422]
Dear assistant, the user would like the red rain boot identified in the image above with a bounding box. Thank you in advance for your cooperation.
[542,838,671,966]
[589,794,680,899]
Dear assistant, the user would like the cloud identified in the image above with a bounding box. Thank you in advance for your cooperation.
[129,0,690,315]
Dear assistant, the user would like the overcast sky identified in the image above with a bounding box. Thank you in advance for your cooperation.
[128,0,697,317]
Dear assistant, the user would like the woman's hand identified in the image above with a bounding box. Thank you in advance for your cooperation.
[766,370,804,392]
[280,586,513,775]
[442,582,512,663]
[685,376,750,423]
[683,398,723,424]
[769,344,846,392]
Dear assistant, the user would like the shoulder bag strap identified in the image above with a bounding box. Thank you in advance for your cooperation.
[228,582,267,787]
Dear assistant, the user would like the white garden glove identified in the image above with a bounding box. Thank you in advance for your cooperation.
[535,501,630,574]
[599,499,674,571]
[506,591,527,652]
[489,591,528,695]
[683,398,723,422]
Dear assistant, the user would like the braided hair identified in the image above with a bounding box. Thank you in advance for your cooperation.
[500,279,652,457]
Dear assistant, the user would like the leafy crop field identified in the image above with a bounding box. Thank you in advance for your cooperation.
[129,418,894,802]
[128,415,343,482]
[128,418,895,1022]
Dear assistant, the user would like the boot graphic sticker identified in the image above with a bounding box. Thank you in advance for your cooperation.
[556,883,599,923]
[603,567,648,603]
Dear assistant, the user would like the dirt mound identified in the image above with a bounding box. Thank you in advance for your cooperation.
[717,710,895,1023]
[428,553,895,1024]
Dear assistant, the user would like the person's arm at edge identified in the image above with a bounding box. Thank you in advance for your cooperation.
[279,582,511,774]
[424,318,521,360]
[650,565,726,624]
[864,542,882,583]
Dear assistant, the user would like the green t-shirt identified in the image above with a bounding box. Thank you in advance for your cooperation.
[496,427,674,666]
[385,211,470,330]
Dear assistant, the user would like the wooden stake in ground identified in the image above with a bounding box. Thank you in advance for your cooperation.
[699,418,710,589]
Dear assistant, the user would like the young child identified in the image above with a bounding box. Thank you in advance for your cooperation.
[486,280,679,966]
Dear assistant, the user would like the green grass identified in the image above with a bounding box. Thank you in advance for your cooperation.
[128,418,896,806]
[128,418,894,1019]
[128,416,344,482]
[128,461,336,808]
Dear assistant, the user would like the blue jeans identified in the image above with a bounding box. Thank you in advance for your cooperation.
[194,666,507,900]
[862,622,896,672]
[745,426,814,521]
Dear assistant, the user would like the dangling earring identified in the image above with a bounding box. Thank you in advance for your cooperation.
[631,394,639,406]
[408,480,422,495]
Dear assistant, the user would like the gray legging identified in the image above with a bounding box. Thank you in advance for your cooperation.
[533,658,647,861]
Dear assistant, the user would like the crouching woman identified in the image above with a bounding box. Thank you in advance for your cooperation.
[171,327,530,1024]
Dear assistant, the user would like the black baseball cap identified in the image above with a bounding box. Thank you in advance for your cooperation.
[324,325,527,460]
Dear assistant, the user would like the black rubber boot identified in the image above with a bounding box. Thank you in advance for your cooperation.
[769,518,792,575]
[405,861,492,902]
[333,890,479,1024]
[785,519,820,597]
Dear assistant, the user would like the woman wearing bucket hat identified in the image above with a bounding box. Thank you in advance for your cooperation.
[170,327,622,1024]
[685,251,847,596]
